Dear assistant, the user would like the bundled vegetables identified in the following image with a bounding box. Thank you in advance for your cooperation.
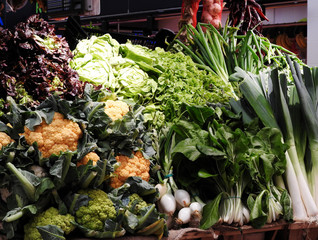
[171,22,302,91]
[179,0,224,30]
[156,103,292,229]
[229,58,318,222]
[1,13,317,240]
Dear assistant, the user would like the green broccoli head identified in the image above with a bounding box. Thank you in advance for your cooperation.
[24,207,76,240]
[75,189,117,231]
[128,193,148,214]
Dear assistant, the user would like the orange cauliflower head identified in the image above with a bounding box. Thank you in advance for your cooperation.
[0,132,14,149]
[23,112,83,158]
[104,100,129,121]
[110,151,150,189]
[77,152,100,167]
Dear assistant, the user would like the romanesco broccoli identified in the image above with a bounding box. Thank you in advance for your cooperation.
[75,189,117,231]
[128,193,148,214]
[24,207,76,240]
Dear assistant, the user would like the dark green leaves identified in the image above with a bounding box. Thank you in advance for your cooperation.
[37,225,65,240]
[247,191,268,228]
[160,103,289,228]
[281,189,293,222]
[73,222,126,239]
[200,193,222,229]
[125,177,158,200]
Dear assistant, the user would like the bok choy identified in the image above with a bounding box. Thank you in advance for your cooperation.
[230,60,318,221]
[156,103,290,229]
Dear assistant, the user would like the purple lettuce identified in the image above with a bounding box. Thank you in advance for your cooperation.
[0,15,84,112]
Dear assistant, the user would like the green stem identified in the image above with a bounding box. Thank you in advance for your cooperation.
[81,171,97,189]
[6,162,36,202]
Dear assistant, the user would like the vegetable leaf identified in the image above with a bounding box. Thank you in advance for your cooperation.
[200,193,222,229]
[37,225,65,240]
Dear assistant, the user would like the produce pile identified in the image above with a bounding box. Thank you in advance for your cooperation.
[0,14,316,240]
[0,15,84,116]
[69,33,235,129]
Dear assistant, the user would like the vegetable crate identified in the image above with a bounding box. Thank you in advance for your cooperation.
[212,221,318,240]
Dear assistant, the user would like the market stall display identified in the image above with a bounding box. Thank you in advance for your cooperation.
[0,9,316,240]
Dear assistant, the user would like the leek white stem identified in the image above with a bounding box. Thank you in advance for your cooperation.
[287,146,318,217]
[284,152,308,220]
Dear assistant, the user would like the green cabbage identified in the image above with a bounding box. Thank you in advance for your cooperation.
[71,34,233,128]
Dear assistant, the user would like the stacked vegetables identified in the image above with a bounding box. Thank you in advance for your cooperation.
[158,104,292,229]
[0,13,316,240]
[0,86,165,239]
[70,34,235,129]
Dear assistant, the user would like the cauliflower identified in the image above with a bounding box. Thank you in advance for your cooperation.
[0,132,13,149]
[104,100,129,121]
[77,152,100,167]
[29,165,47,178]
[110,151,150,189]
[128,193,148,214]
[23,112,82,158]
[24,207,76,240]
[75,189,117,231]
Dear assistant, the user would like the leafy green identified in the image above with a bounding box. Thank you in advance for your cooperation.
[71,34,234,129]
[37,225,65,240]
[158,103,289,229]
[200,193,222,229]
[0,15,84,113]
[230,64,317,220]
[0,84,157,239]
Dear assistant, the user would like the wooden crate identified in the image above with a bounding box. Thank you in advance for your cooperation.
[72,222,318,240]
[167,228,217,240]
[212,221,289,240]
[288,222,318,240]
[72,228,216,240]
[212,221,318,240]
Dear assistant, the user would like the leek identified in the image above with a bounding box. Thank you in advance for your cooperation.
[230,66,317,220]
[287,56,318,209]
